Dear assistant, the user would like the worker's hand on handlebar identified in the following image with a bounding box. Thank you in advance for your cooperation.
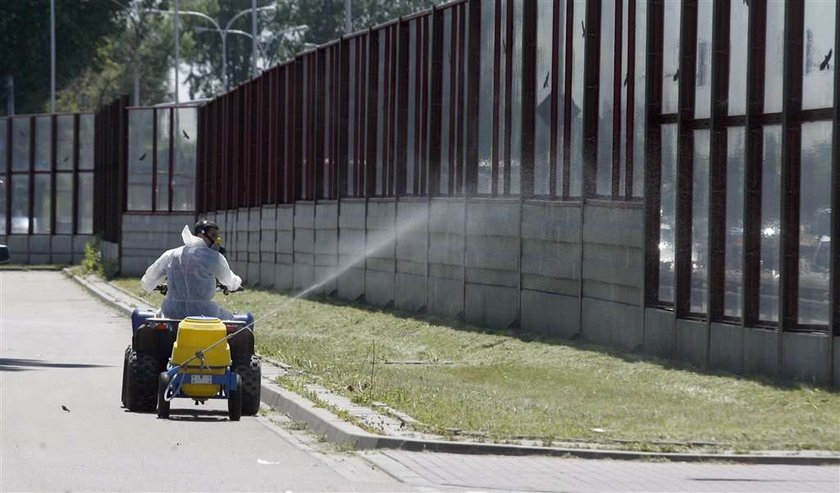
[216,281,244,295]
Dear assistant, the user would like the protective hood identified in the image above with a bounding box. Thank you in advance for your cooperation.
[181,225,206,248]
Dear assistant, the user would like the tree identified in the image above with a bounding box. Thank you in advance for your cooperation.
[0,0,124,115]
[181,0,443,100]
[55,0,176,111]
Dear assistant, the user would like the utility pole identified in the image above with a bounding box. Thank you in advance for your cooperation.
[251,0,258,77]
[6,76,14,115]
[50,0,56,112]
[174,0,180,104]
[345,0,352,33]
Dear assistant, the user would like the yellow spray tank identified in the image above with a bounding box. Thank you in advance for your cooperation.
[170,317,231,399]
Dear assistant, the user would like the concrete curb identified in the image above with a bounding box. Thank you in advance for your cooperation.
[66,270,840,466]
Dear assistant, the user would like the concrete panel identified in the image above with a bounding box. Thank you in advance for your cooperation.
[520,290,579,339]
[465,236,519,272]
[581,280,640,306]
[29,235,50,265]
[582,203,644,248]
[51,236,73,264]
[743,327,779,377]
[582,243,644,291]
[293,261,314,292]
[521,201,581,244]
[521,240,580,282]
[521,275,578,298]
[338,200,367,229]
[464,267,519,288]
[366,201,396,276]
[464,283,518,330]
[429,232,464,270]
[365,270,394,308]
[29,236,51,254]
[581,298,644,351]
[274,264,293,291]
[314,203,339,296]
[675,319,708,369]
[427,277,463,320]
[709,323,743,375]
[337,267,365,302]
[395,273,427,312]
[294,202,316,229]
[781,332,831,385]
[466,199,520,237]
[7,236,28,264]
[643,308,676,358]
[259,207,277,288]
[429,199,465,234]
[395,200,428,278]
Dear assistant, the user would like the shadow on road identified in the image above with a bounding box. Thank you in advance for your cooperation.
[0,358,113,372]
[159,409,233,422]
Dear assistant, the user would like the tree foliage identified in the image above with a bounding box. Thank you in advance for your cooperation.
[182,0,442,99]
[0,0,125,115]
[57,0,176,111]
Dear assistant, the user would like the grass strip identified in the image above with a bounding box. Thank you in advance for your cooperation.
[112,277,840,453]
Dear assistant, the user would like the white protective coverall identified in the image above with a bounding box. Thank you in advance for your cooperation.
[141,226,242,320]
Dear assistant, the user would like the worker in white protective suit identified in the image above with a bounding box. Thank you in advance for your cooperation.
[140,220,242,320]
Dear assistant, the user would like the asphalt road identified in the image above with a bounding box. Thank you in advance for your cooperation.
[3,271,838,493]
[0,271,413,492]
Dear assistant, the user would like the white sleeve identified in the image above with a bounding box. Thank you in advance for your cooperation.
[214,252,242,291]
[140,250,172,292]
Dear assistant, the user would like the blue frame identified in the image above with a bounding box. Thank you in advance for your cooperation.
[162,365,238,401]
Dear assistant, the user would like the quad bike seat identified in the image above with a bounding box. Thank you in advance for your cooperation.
[131,310,254,335]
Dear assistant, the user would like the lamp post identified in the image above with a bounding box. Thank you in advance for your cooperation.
[147,5,277,92]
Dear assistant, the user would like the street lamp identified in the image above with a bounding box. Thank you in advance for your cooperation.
[193,25,308,74]
[146,5,277,91]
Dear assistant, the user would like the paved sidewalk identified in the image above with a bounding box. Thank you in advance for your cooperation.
[366,451,840,492]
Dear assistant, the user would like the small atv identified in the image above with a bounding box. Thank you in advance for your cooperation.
[121,284,261,420]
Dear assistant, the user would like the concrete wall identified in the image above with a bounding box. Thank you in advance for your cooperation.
[3,234,93,265]
[88,198,836,388]
[120,213,195,276]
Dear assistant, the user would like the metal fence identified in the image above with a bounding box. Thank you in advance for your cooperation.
[644,0,838,336]
[195,0,647,212]
[1,112,95,237]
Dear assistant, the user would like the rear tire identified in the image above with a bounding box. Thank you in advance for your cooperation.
[228,374,242,421]
[126,349,159,412]
[121,346,130,408]
[233,355,261,416]
[157,373,171,419]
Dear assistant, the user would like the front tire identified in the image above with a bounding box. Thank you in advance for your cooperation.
[126,349,159,412]
[228,374,242,421]
[233,355,261,416]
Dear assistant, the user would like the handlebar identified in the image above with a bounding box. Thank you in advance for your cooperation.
[154,282,244,296]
